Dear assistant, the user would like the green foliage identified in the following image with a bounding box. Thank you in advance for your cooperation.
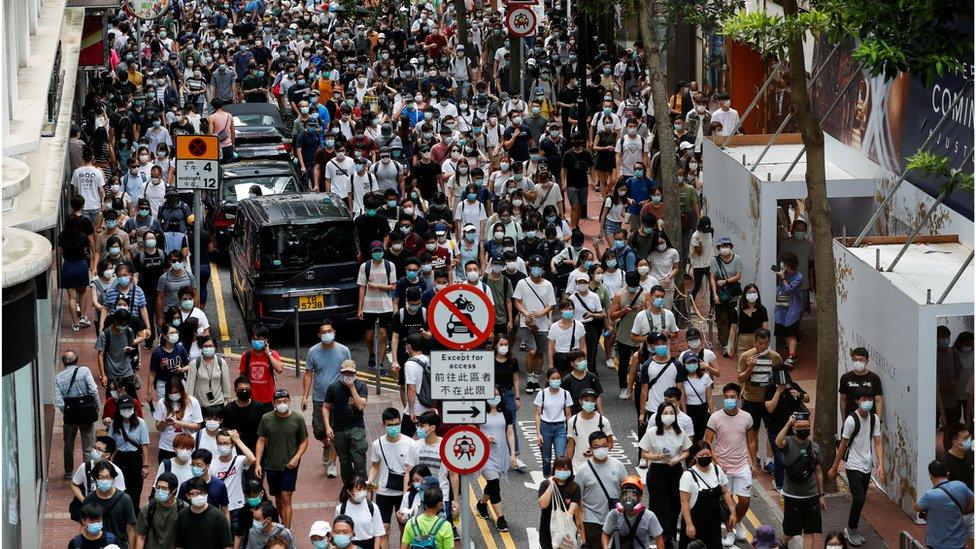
[577,0,742,33]
[719,9,829,60]
[819,0,969,87]
[907,151,975,193]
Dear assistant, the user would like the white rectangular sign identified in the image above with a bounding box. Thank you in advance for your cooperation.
[431,350,494,400]
[176,159,218,190]
[442,400,487,424]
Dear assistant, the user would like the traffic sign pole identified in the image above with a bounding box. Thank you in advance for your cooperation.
[440,425,491,549]
[193,190,201,294]
[460,474,472,549]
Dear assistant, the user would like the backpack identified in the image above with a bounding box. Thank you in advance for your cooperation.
[785,441,816,484]
[340,499,376,519]
[163,231,186,254]
[843,411,876,461]
[408,355,434,408]
[571,412,605,437]
[408,516,447,549]
[365,259,393,284]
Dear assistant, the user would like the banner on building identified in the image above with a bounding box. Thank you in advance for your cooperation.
[78,14,107,67]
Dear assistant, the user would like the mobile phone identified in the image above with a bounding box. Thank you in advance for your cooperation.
[794,411,810,421]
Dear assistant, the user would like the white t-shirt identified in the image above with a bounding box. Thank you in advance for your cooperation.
[154,457,194,487]
[73,460,126,492]
[152,396,203,451]
[683,374,713,407]
[325,156,356,198]
[631,308,678,338]
[548,320,585,353]
[645,410,696,440]
[350,171,379,214]
[71,166,106,210]
[710,108,740,137]
[513,278,557,331]
[194,428,220,456]
[679,464,729,508]
[406,439,451,497]
[638,428,692,464]
[841,412,882,473]
[211,454,250,511]
[569,290,603,322]
[178,307,210,359]
[369,436,413,496]
[638,275,661,294]
[334,499,386,540]
[649,249,680,287]
[567,412,613,468]
[403,355,431,417]
[454,199,488,237]
[533,387,573,423]
[688,231,714,270]
[357,260,397,314]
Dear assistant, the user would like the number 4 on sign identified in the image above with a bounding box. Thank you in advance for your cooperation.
[202,163,213,172]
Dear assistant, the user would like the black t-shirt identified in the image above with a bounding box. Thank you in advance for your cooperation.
[502,124,531,161]
[355,215,392,255]
[733,305,769,334]
[324,379,369,429]
[537,480,581,546]
[410,160,442,200]
[837,371,884,417]
[187,230,212,265]
[134,247,167,296]
[561,149,594,188]
[763,381,808,435]
[173,506,233,549]
[67,534,117,549]
[494,357,520,391]
[222,400,266,451]
[557,87,579,129]
[59,230,90,262]
[390,307,427,363]
[563,372,603,415]
[943,451,974,490]
[82,491,137,549]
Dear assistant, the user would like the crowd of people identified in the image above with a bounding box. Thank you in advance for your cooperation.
[54,0,976,548]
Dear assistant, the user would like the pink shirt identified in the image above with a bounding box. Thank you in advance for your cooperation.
[706,409,753,474]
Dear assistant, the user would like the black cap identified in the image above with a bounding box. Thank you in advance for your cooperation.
[581,388,598,399]
[685,327,702,339]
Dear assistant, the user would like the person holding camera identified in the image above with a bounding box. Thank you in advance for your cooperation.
[776,412,825,549]
[773,252,804,369]
[764,374,811,490]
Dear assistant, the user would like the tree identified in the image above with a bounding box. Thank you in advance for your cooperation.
[722,0,966,489]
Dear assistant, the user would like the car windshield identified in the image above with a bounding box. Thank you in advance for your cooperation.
[221,176,296,203]
[260,222,358,271]
[233,114,277,127]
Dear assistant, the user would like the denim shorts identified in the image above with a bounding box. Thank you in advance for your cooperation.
[603,219,622,235]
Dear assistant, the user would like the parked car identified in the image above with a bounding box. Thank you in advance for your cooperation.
[207,160,305,251]
[229,193,361,329]
[223,103,292,160]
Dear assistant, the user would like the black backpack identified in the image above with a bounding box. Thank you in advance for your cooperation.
[407,356,434,408]
[843,411,876,461]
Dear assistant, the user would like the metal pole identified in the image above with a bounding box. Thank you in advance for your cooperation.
[750,112,794,170]
[886,189,949,272]
[193,190,202,286]
[779,63,864,181]
[373,318,381,395]
[294,307,301,377]
[720,62,782,147]
[854,80,975,246]
[460,474,472,549]
[937,250,974,304]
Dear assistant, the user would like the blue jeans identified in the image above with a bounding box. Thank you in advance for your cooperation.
[502,389,520,455]
[540,421,567,477]
[767,430,785,488]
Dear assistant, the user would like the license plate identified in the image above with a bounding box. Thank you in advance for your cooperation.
[298,295,325,311]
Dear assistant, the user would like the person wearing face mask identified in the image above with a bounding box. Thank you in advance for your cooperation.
[684,95,712,150]
[710,93,740,137]
[186,338,231,407]
[679,350,714,442]
[472,387,516,532]
[779,217,813,308]
[309,520,333,549]
[222,377,265,458]
[609,270,652,399]
[952,332,975,426]
[149,321,190,402]
[566,388,614,468]
[96,210,133,266]
[154,376,203,462]
[323,360,369,484]
[688,217,715,301]
[96,308,146,397]
[210,428,257,537]
[176,449,230,514]
[773,252,804,368]
[191,404,227,455]
[827,390,885,547]
[70,436,126,517]
[245,501,295,549]
[678,440,738,549]
[575,430,628,548]
[602,475,667,549]
[107,395,150,507]
[726,282,768,358]
[302,320,353,476]
[134,472,186,549]
[366,407,412,534]
[534,366,574,479]
[548,299,588,377]
[537,456,584,549]
[560,137,595,229]
[255,389,309,528]
[837,347,884,419]
[914,459,975,549]
[942,424,975,491]
[174,476,234,549]
[775,413,825,549]
[74,501,122,549]
[400,486,454,549]
[56,350,102,478]
[80,460,138,548]
[764,374,811,491]
[705,383,759,546]
[936,325,964,428]
[709,236,743,352]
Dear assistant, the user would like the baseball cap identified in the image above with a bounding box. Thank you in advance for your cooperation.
[528,255,544,266]
[679,141,694,150]
[340,359,357,373]
[309,521,331,538]
[462,223,477,233]
[581,388,598,399]
[273,389,289,400]
[370,240,384,252]
[137,198,151,208]
[680,350,700,364]
[434,223,448,235]
[575,273,590,283]
[715,236,733,247]
[751,525,779,549]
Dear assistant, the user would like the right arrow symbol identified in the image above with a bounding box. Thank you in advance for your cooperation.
[447,405,482,418]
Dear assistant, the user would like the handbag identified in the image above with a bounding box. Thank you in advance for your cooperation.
[377,440,406,492]
[548,479,580,549]
[62,367,99,426]
[714,256,742,304]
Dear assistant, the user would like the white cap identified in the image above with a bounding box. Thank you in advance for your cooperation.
[679,141,694,150]
[309,521,331,537]
[463,223,477,232]
[576,273,590,283]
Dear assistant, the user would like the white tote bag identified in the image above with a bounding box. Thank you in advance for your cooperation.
[549,479,580,549]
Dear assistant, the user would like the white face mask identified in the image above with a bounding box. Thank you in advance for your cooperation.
[206,420,220,431]
[190,494,209,507]
[466,271,480,282]
[637,265,650,275]
[176,449,192,462]
[656,243,667,252]
[275,403,290,414]
[660,414,676,426]
[120,409,134,419]
[496,345,509,355]
[852,360,867,372]
[745,292,759,303]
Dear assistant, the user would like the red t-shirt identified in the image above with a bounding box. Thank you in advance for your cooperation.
[239,349,281,403]
[102,397,145,420]
[428,246,451,272]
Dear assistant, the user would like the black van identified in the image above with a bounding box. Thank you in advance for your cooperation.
[229,193,361,329]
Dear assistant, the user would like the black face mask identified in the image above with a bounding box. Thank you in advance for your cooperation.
[795,429,811,440]
[237,389,251,401]
[696,456,712,467]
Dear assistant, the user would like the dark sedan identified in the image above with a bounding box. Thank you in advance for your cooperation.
[223,103,292,161]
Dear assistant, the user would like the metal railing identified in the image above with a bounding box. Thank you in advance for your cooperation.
[899,531,926,549]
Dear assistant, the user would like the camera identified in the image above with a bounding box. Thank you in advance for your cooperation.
[770,264,782,273]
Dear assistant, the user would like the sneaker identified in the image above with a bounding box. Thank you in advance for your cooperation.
[525,380,537,394]
[519,340,527,351]
[367,355,377,371]
[326,463,338,478]
[607,358,617,370]
[514,458,527,471]
[722,530,735,547]
[845,528,865,546]
[784,356,797,369]
[496,516,509,532]
[638,458,648,469]
[380,368,389,377]
[619,388,629,400]
[764,461,776,474]
[734,523,747,541]
[71,323,80,332]
[78,315,91,327]
[476,501,490,519]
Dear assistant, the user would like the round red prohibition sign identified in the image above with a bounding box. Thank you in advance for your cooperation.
[188,137,209,157]
[439,425,491,475]
[427,283,495,350]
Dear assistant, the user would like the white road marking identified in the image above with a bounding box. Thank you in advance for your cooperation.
[526,527,541,549]
[523,470,546,490]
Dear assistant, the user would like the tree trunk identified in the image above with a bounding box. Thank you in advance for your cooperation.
[782,0,840,489]
[637,0,685,317]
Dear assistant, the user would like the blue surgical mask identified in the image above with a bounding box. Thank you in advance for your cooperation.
[583,261,593,269]
[406,270,419,280]
[549,379,561,389]
[155,488,170,502]
[106,220,117,229]
[415,427,427,439]
[487,396,501,407]
[859,400,873,412]
[116,275,131,286]
[333,534,352,548]
[545,215,557,223]
[561,310,573,320]
[191,465,205,477]
[321,332,336,344]
[606,259,618,269]
[246,496,262,507]
[96,479,114,492]
[794,231,806,239]
[963,438,973,451]
[723,398,737,411]
[372,252,384,261]
[554,470,571,480]
[386,425,401,437]
[652,297,665,308]
[686,363,699,373]
[467,193,477,201]
[614,239,625,249]
[634,169,645,178]
[313,541,329,549]
[387,200,397,208]
[251,340,266,351]
[525,231,536,238]
[530,266,543,277]
[253,519,265,530]
[413,481,424,491]
[654,345,669,357]
[465,232,476,242]
[581,401,596,413]
[181,299,194,310]
[86,522,104,535]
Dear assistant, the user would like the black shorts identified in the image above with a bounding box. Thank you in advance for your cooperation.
[363,312,393,330]
[375,493,401,524]
[775,320,799,338]
[265,468,298,495]
[741,399,765,431]
[782,495,822,536]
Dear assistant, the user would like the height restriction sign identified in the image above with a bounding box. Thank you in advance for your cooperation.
[427,284,495,350]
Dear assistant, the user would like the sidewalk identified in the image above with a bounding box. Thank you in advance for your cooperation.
[43,302,403,547]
